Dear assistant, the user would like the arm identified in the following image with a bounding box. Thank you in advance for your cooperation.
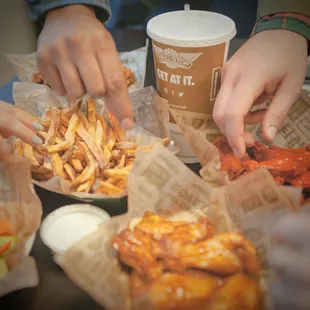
[26,0,111,23]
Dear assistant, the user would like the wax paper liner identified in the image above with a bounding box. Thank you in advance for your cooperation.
[0,156,42,296]
[12,82,178,201]
[6,41,149,92]
[169,90,310,195]
[54,143,300,310]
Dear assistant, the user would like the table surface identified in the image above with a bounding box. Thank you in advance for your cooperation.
[1,29,245,310]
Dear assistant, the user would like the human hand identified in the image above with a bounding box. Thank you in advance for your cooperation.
[268,214,310,310]
[0,101,44,158]
[213,30,308,157]
[37,4,133,130]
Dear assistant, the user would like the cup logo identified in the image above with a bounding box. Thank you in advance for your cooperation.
[153,44,202,70]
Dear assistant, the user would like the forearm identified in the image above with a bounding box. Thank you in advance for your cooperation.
[27,0,111,23]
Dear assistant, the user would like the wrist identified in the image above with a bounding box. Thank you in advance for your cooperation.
[251,13,310,55]
[46,4,95,22]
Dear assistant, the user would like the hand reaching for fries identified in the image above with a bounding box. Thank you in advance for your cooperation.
[0,100,44,159]
[36,4,133,130]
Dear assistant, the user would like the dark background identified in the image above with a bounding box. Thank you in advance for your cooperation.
[107,0,258,38]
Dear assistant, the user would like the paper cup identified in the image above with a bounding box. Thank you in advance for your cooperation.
[147,4,236,163]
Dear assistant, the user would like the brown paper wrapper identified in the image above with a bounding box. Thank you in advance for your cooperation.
[0,156,42,295]
[56,144,297,310]
[0,156,42,237]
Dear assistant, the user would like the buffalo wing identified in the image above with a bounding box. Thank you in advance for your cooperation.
[113,213,262,310]
[214,137,310,202]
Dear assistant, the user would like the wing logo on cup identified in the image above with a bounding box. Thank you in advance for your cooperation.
[153,44,202,70]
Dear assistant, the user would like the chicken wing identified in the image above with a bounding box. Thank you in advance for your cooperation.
[206,273,263,310]
[134,212,214,258]
[249,142,310,179]
[215,137,310,203]
[112,228,163,281]
[131,271,221,310]
[213,137,248,180]
[290,171,310,188]
[136,212,214,242]
[164,233,260,277]
[114,214,262,310]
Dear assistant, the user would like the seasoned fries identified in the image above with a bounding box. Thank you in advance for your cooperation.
[12,98,171,196]
[108,112,124,142]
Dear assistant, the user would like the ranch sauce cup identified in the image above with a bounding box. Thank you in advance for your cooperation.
[147,4,236,163]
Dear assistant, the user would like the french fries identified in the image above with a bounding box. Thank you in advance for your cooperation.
[12,98,171,196]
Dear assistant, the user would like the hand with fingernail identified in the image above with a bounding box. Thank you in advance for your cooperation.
[0,100,44,158]
[36,4,133,130]
[269,214,310,310]
[213,30,308,158]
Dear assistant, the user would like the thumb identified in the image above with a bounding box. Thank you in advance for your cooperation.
[262,79,300,141]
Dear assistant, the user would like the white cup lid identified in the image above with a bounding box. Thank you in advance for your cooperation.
[40,204,111,254]
[147,5,236,47]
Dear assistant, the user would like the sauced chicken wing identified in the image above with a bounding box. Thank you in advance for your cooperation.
[206,273,263,310]
[113,212,214,280]
[213,137,248,179]
[250,142,310,178]
[135,212,214,256]
[112,228,163,281]
[131,271,221,310]
[135,212,214,240]
[215,137,310,203]
[291,171,310,188]
[216,137,310,181]
[114,214,262,310]
[163,233,260,277]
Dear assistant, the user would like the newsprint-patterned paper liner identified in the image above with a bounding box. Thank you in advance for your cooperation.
[0,156,42,297]
[12,82,178,201]
[6,41,149,93]
[53,144,302,310]
[170,90,310,193]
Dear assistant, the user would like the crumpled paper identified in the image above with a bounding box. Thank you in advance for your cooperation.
[55,144,297,310]
[6,41,149,93]
[0,156,42,297]
[12,82,178,200]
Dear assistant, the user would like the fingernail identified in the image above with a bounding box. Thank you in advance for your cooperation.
[120,117,133,130]
[267,126,277,140]
[32,135,43,145]
[33,121,44,131]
